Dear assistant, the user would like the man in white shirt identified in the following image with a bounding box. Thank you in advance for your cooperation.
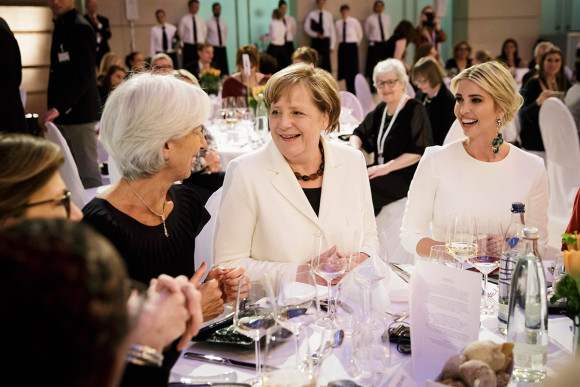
[336,5,362,93]
[304,0,336,72]
[150,9,177,65]
[206,2,229,75]
[364,0,390,78]
[179,0,207,69]
[278,1,296,62]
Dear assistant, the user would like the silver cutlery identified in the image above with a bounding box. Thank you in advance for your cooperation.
[183,352,256,370]
[390,263,411,283]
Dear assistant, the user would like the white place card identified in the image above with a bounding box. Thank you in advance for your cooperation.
[409,260,481,382]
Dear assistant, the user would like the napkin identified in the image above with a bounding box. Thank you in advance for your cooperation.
[278,280,326,305]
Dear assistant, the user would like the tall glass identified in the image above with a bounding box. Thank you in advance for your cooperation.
[352,315,391,387]
[429,245,456,267]
[233,274,276,386]
[445,213,478,269]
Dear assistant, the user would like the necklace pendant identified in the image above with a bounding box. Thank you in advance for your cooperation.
[161,214,169,238]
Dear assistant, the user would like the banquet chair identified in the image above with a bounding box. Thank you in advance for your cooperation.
[405,82,415,99]
[442,119,466,145]
[44,122,109,208]
[443,118,520,146]
[539,97,580,228]
[194,187,222,282]
[375,197,415,264]
[107,156,122,185]
[355,73,376,116]
[339,91,364,122]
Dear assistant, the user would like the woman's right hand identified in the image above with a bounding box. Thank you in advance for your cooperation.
[536,89,557,106]
[191,263,225,321]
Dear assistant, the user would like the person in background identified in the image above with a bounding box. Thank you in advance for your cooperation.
[97,52,122,84]
[497,38,526,77]
[335,5,362,94]
[520,47,570,157]
[149,9,177,65]
[400,61,549,258]
[350,59,433,215]
[413,42,437,65]
[98,65,126,111]
[565,57,580,139]
[364,0,391,81]
[291,46,319,66]
[125,51,147,74]
[412,57,455,146]
[260,9,289,72]
[259,53,279,75]
[84,0,111,67]
[472,49,492,65]
[0,17,26,134]
[382,20,415,72]
[222,45,270,98]
[413,5,447,60]
[279,0,297,62]
[179,0,207,70]
[151,53,174,75]
[522,41,554,86]
[445,41,472,76]
[206,2,229,75]
[304,0,335,73]
[39,0,102,189]
[186,42,217,78]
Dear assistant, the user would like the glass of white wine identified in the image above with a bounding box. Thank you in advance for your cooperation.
[445,213,478,270]
[469,217,503,315]
[233,273,276,386]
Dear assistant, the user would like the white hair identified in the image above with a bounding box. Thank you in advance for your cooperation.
[373,59,409,89]
[100,72,210,180]
[152,52,173,68]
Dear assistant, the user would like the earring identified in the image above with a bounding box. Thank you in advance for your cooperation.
[492,119,504,154]
[496,119,502,127]
[164,157,169,162]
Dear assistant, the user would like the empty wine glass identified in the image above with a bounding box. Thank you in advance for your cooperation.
[236,96,249,120]
[429,245,456,267]
[233,273,276,386]
[446,213,478,270]
[468,217,502,315]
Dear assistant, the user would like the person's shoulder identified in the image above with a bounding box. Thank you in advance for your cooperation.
[424,141,461,162]
[82,198,115,226]
[228,145,269,173]
[328,140,365,162]
[506,144,545,169]
[171,184,205,209]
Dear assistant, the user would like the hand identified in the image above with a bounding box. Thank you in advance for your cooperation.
[367,164,391,179]
[317,33,324,39]
[190,263,224,321]
[218,266,250,302]
[204,150,221,173]
[39,108,59,127]
[536,89,557,106]
[477,235,503,255]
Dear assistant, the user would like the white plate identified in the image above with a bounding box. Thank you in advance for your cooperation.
[389,288,409,303]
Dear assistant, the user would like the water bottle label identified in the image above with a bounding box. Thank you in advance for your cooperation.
[507,236,519,249]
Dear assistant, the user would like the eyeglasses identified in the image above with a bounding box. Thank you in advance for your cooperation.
[376,79,399,89]
[21,191,71,219]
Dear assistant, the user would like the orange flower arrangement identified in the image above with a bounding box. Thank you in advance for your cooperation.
[199,68,221,95]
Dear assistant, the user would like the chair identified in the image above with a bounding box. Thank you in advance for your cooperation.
[339,91,364,122]
[194,187,222,282]
[107,156,122,185]
[405,82,415,99]
[442,119,466,145]
[355,73,376,116]
[443,117,521,146]
[375,197,415,264]
[539,97,580,225]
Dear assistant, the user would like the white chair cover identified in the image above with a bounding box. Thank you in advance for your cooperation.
[442,119,466,145]
[107,157,122,185]
[44,122,89,208]
[539,97,580,223]
[19,87,26,109]
[355,73,376,116]
[194,187,222,281]
[339,91,364,122]
[375,197,415,264]
[405,82,415,99]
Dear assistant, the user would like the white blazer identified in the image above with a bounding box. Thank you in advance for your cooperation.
[213,137,378,280]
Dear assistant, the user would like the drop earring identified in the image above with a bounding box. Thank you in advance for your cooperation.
[492,119,504,154]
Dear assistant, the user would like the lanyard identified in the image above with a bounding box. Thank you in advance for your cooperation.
[376,95,408,164]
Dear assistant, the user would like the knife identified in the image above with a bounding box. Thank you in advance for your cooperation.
[389,263,410,283]
[183,352,256,370]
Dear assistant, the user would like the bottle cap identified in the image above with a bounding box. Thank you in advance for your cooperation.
[523,227,539,239]
[511,202,525,213]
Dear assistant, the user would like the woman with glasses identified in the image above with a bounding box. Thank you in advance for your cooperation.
[0,133,83,226]
[350,58,433,215]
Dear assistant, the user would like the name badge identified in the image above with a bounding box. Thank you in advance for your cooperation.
[58,51,71,63]
[378,156,384,165]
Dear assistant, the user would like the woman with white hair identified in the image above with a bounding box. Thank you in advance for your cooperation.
[82,73,248,321]
[350,58,433,215]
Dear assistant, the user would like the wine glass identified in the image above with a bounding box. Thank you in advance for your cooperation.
[468,217,503,315]
[352,315,391,386]
[445,213,478,270]
[269,266,320,369]
[233,273,277,386]
[429,245,457,267]
[236,96,249,120]
[312,230,348,328]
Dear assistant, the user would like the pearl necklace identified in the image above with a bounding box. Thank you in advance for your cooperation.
[126,180,169,238]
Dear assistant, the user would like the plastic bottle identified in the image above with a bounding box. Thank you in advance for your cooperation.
[506,227,548,383]
[254,93,268,140]
[498,202,525,335]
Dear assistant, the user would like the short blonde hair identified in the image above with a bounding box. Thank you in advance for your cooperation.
[264,63,340,133]
[451,61,523,124]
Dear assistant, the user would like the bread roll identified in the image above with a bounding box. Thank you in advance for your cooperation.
[458,360,497,387]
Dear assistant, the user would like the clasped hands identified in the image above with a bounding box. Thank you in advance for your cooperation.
[307,245,370,286]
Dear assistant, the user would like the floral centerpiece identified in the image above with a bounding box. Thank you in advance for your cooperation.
[199,68,221,95]
[551,231,580,356]
[248,85,265,112]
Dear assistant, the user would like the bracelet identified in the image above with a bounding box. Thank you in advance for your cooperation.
[126,344,164,367]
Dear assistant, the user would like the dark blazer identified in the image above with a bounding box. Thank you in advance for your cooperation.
[48,9,99,125]
[185,60,220,79]
[84,13,111,66]
[0,17,26,133]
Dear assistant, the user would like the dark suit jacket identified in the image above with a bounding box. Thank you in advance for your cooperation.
[185,60,220,79]
[84,13,111,66]
[49,9,99,125]
[0,17,26,133]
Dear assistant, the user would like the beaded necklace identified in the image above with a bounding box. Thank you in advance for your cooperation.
[293,143,325,181]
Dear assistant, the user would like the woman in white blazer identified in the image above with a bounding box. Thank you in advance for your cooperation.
[213,63,378,282]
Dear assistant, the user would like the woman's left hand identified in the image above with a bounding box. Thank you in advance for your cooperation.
[367,164,391,179]
[216,267,251,302]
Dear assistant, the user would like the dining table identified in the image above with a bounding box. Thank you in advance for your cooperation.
[169,263,575,386]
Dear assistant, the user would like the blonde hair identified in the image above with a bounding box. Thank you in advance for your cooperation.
[264,63,340,133]
[451,61,523,123]
[98,52,121,78]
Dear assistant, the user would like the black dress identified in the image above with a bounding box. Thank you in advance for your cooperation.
[82,184,210,285]
[353,99,433,215]
[383,33,404,59]
[415,84,456,145]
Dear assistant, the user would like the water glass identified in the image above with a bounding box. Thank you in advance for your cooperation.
[445,213,478,269]
[352,316,391,386]
[429,245,456,267]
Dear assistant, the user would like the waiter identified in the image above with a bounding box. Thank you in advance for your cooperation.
[206,2,229,75]
[335,5,362,93]
[304,0,335,73]
[149,9,177,66]
[278,1,296,62]
[364,0,390,80]
[179,0,207,69]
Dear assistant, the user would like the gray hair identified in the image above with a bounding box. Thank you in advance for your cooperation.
[373,59,409,89]
[534,41,554,58]
[152,52,173,68]
[100,72,210,180]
